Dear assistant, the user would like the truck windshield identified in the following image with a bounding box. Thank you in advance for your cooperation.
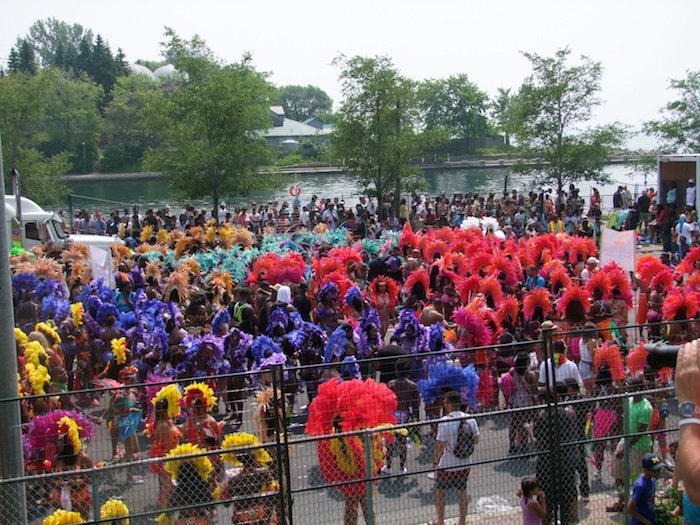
[51,219,69,240]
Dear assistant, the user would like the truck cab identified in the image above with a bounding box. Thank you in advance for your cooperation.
[5,196,122,250]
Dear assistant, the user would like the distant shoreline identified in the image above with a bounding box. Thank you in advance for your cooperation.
[62,154,646,181]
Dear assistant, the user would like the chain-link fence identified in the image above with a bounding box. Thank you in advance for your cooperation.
[0,321,682,524]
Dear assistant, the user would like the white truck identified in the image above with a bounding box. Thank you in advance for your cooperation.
[657,154,700,209]
[5,195,122,251]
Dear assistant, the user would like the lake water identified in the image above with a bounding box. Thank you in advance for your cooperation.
[66,164,653,212]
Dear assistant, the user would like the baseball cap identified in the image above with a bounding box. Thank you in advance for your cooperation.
[586,257,599,265]
[689,179,695,185]
[641,453,665,472]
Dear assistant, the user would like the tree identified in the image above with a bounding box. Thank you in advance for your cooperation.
[511,48,627,194]
[0,72,69,204]
[643,70,700,153]
[144,29,279,219]
[418,74,490,151]
[490,87,517,148]
[332,55,441,216]
[277,84,332,122]
[102,74,158,172]
[40,69,104,173]
[17,40,38,74]
[21,17,93,68]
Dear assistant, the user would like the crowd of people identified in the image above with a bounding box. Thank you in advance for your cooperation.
[13,187,700,525]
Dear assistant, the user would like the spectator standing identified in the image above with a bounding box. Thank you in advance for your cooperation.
[687,179,697,212]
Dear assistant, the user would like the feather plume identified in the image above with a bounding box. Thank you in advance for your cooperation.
[594,342,625,381]
[100,499,130,523]
[417,361,480,408]
[164,443,213,481]
[479,276,504,307]
[399,223,420,250]
[523,288,553,321]
[404,268,430,299]
[586,272,612,301]
[662,288,700,320]
[221,432,272,467]
[556,286,591,323]
[368,276,400,309]
[626,341,649,376]
[457,275,480,304]
[496,295,519,326]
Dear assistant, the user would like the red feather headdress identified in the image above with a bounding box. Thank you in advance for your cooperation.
[636,255,667,286]
[320,271,354,301]
[594,342,625,382]
[249,253,281,284]
[399,223,420,250]
[662,288,700,320]
[479,276,505,307]
[677,245,700,275]
[686,272,700,293]
[327,247,363,270]
[604,263,633,307]
[586,272,612,301]
[436,252,470,277]
[452,298,494,348]
[567,236,597,265]
[423,240,449,262]
[556,286,591,324]
[488,251,518,287]
[496,295,520,326]
[368,276,400,309]
[626,341,649,376]
[470,252,492,276]
[278,252,306,284]
[549,267,572,293]
[404,268,431,298]
[650,268,674,290]
[540,259,567,279]
[457,275,480,304]
[523,288,553,321]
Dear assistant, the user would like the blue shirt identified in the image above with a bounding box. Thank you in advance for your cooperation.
[630,474,656,525]
[683,493,700,525]
[525,275,545,290]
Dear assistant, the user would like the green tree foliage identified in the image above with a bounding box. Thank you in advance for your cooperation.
[278,84,333,122]
[490,87,517,148]
[643,70,700,153]
[0,72,69,204]
[40,69,104,173]
[21,17,93,68]
[332,55,442,215]
[102,75,159,172]
[512,48,627,193]
[10,40,39,75]
[144,29,279,218]
[418,74,490,151]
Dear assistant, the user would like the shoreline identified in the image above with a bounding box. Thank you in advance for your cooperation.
[62,154,645,182]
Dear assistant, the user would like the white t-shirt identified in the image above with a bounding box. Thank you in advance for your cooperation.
[538,358,583,390]
[687,186,696,207]
[436,411,479,470]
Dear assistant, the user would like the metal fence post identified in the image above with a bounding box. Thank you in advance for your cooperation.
[363,430,375,525]
[271,364,288,525]
[91,470,101,521]
[278,363,294,525]
[623,396,631,525]
[540,320,561,524]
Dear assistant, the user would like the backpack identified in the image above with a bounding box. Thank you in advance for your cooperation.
[452,416,475,459]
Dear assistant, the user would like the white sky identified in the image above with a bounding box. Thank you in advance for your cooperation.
[1,0,699,137]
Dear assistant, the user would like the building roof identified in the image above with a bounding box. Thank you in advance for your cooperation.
[265,118,331,138]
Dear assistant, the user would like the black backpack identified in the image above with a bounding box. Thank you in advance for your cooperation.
[453,417,475,459]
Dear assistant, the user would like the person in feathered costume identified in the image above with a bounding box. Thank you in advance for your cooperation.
[418,360,480,416]
[27,410,95,518]
[593,342,625,384]
[390,309,429,355]
[159,443,214,524]
[523,288,553,322]
[99,499,130,524]
[324,324,356,364]
[306,378,397,523]
[479,275,505,309]
[42,510,85,525]
[220,432,279,525]
[495,295,520,331]
[368,276,400,338]
[148,384,183,507]
[676,244,700,275]
[344,285,365,323]
[403,268,430,304]
[182,382,223,481]
[354,308,383,360]
[222,328,253,426]
[556,286,591,325]
[315,281,340,334]
[297,322,327,401]
[586,271,612,302]
[457,275,481,304]
[452,297,495,351]
[663,288,700,343]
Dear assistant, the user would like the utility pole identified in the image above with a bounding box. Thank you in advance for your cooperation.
[0,130,28,524]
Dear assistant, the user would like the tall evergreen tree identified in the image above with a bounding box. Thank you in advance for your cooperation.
[7,47,20,74]
[17,40,38,74]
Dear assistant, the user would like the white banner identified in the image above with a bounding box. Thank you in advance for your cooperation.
[88,245,115,288]
[599,227,636,272]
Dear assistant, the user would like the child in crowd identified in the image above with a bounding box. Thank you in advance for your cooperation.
[519,477,547,525]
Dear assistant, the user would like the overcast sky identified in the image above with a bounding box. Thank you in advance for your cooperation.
[2,0,698,140]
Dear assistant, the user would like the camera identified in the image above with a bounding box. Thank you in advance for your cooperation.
[643,342,682,370]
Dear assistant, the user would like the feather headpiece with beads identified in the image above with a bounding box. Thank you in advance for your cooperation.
[556,286,591,324]
[368,276,400,309]
[182,382,217,412]
[594,342,625,382]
